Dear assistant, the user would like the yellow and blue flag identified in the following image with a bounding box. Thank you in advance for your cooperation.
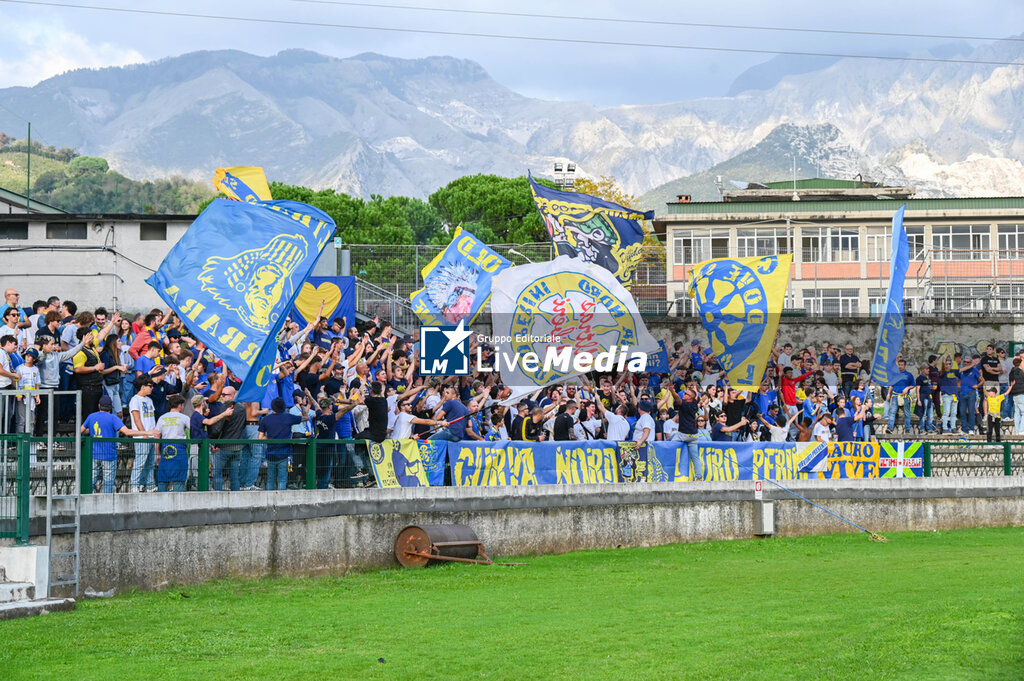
[212,166,273,203]
[410,226,512,326]
[688,254,793,391]
[146,197,335,402]
[528,175,652,288]
[870,206,909,385]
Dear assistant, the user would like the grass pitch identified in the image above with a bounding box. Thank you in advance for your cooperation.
[3,527,1022,681]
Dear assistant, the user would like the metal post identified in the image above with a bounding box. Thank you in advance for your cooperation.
[305,438,316,490]
[198,440,210,492]
[26,121,31,213]
[80,437,93,495]
[923,442,932,477]
[415,247,420,289]
[16,433,29,545]
[1003,442,1012,476]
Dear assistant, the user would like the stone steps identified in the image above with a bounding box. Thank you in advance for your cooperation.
[0,598,75,620]
[0,581,35,603]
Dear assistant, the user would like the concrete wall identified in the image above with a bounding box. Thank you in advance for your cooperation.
[645,316,1024,364]
[29,477,1024,591]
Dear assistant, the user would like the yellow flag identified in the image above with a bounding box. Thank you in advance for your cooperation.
[212,166,273,202]
[687,254,793,391]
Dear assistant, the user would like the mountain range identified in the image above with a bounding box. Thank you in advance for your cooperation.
[3,41,1024,207]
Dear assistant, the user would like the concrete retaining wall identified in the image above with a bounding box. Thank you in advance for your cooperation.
[27,477,1023,592]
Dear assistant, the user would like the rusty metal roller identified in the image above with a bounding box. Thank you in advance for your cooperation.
[394,524,493,568]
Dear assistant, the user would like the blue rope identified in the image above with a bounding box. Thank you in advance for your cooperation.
[717,447,877,536]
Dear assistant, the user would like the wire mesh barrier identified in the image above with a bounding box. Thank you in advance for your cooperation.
[346,240,672,321]
[924,441,1022,477]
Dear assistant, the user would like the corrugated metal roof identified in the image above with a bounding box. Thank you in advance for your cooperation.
[762,178,869,189]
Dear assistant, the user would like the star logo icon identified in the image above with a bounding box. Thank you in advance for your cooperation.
[419,320,472,376]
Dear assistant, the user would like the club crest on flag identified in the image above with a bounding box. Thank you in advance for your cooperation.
[688,254,792,390]
[198,233,310,334]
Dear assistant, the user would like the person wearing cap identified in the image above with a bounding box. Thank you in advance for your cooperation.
[711,411,748,442]
[149,366,170,418]
[632,400,656,448]
[14,347,41,434]
[812,412,834,443]
[82,394,160,493]
[129,376,159,492]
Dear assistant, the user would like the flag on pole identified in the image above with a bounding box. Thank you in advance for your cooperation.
[687,254,793,391]
[528,174,652,288]
[212,166,274,203]
[410,226,512,326]
[870,205,909,385]
[146,191,335,402]
[490,255,660,403]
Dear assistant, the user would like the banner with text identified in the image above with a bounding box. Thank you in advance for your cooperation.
[449,439,620,486]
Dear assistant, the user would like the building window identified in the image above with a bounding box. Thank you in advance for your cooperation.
[736,227,792,258]
[932,225,990,260]
[801,227,859,263]
[865,226,925,261]
[140,222,167,241]
[0,222,28,240]
[45,222,87,239]
[672,231,728,266]
[803,288,860,316]
[997,224,1024,259]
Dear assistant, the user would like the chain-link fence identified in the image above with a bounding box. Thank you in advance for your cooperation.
[347,238,672,319]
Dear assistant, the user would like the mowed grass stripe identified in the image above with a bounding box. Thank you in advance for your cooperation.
[2,527,1022,681]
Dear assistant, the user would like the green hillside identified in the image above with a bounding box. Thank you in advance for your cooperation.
[0,137,213,214]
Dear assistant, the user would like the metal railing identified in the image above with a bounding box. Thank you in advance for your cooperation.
[922,441,1022,477]
[0,435,30,544]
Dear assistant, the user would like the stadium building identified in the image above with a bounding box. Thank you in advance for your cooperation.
[655,179,1024,316]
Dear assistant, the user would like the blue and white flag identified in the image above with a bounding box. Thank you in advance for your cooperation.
[410,226,512,326]
[870,206,909,386]
[146,198,335,402]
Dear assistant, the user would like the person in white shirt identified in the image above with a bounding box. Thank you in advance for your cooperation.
[595,398,630,441]
[129,376,159,492]
[662,409,679,440]
[812,413,834,443]
[0,307,22,348]
[574,401,603,440]
[14,348,41,433]
[390,400,445,440]
[632,401,656,446]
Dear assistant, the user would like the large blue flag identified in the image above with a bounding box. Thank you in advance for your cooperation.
[528,174,652,288]
[147,198,335,401]
[410,226,511,326]
[870,206,909,385]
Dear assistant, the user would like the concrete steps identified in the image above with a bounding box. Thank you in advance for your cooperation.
[0,598,75,620]
[0,581,35,603]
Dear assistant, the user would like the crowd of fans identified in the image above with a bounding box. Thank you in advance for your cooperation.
[1,285,1023,492]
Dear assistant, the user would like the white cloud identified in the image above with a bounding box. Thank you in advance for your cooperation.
[0,22,145,88]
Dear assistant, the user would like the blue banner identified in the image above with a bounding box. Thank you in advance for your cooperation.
[410,226,511,326]
[871,205,909,386]
[528,175,652,288]
[290,275,355,329]
[449,440,619,486]
[146,198,335,402]
[644,340,670,373]
[652,441,826,481]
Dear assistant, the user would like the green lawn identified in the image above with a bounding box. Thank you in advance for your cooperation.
[3,527,1022,680]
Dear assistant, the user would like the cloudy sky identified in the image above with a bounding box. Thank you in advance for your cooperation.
[2,0,1024,105]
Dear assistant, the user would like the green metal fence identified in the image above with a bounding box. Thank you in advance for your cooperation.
[0,435,31,544]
